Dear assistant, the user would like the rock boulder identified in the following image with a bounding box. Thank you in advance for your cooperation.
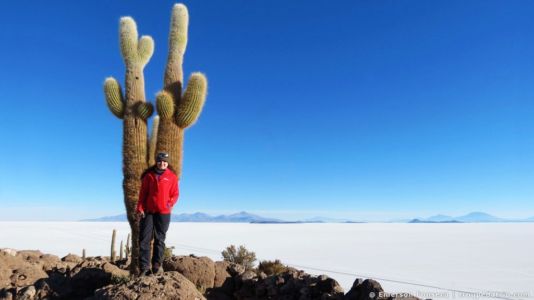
[94,271,206,300]
[163,255,215,293]
[0,250,47,289]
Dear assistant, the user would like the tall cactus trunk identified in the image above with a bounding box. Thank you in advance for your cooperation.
[129,223,140,272]
[104,16,154,275]
[122,114,147,273]
[148,116,160,166]
[156,120,184,178]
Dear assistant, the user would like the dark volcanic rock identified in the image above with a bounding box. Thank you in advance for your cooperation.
[232,269,344,300]
[344,279,384,300]
[1,249,419,300]
[206,261,235,298]
[31,256,130,299]
[163,255,216,293]
[93,271,206,300]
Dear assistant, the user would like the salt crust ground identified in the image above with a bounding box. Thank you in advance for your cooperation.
[0,222,532,300]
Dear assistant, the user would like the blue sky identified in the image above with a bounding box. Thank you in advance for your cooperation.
[0,0,533,221]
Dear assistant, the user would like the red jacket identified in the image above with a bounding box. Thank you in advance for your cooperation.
[136,168,179,214]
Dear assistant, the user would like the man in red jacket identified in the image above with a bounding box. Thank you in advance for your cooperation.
[136,152,179,275]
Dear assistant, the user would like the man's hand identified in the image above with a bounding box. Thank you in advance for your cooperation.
[137,211,145,221]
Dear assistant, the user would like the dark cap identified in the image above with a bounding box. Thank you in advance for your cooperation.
[156,152,169,162]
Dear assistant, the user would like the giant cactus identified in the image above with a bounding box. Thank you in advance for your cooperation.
[103,17,154,274]
[103,4,207,275]
[156,4,208,178]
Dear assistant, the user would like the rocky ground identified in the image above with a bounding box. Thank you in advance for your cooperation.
[0,248,420,300]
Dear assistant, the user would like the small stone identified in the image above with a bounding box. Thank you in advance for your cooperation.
[16,286,35,300]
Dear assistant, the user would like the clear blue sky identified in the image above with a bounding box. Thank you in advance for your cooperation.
[1,0,533,221]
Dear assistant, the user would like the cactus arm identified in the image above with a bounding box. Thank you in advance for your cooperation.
[156,91,175,119]
[137,36,154,66]
[104,77,125,119]
[136,102,153,120]
[176,72,207,128]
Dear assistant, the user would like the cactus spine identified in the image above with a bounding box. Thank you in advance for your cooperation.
[156,4,208,177]
[103,16,154,274]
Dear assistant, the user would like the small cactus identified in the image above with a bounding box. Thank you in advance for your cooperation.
[119,240,124,260]
[82,249,86,260]
[111,229,117,262]
[125,233,131,258]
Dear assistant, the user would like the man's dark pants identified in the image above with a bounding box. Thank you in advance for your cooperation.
[139,213,171,271]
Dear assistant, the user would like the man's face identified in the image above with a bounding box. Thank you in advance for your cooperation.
[157,160,168,170]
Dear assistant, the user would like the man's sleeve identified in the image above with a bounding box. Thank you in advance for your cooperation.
[136,176,149,213]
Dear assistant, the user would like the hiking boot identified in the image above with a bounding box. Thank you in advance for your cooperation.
[140,269,152,277]
[152,262,163,275]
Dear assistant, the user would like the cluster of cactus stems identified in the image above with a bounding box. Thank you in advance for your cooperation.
[81,230,131,262]
[104,3,207,274]
[110,230,132,262]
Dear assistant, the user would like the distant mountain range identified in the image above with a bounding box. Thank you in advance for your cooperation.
[81,211,283,223]
[175,211,283,223]
[81,211,534,223]
[408,212,534,223]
